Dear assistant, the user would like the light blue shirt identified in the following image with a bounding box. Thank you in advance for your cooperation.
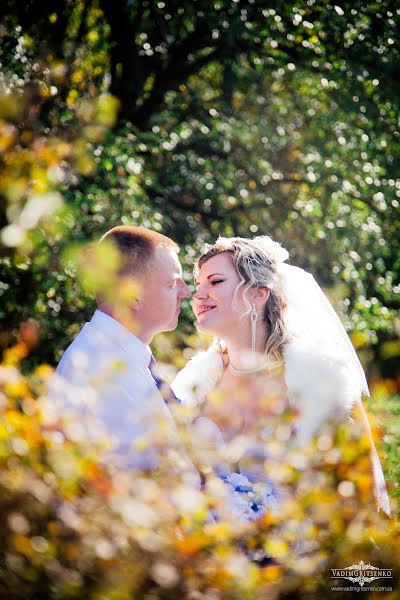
[50,310,198,482]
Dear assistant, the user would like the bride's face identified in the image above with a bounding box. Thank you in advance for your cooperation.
[193,252,245,336]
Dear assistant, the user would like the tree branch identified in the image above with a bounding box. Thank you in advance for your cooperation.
[130,46,224,127]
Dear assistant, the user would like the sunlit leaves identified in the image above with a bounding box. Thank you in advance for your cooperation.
[1,353,396,598]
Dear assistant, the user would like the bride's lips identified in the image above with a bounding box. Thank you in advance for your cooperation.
[196,305,216,317]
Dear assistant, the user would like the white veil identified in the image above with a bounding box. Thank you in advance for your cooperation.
[279,263,390,516]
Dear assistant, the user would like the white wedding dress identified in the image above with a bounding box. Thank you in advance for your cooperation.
[189,410,282,522]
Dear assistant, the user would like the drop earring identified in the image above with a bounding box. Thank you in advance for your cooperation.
[251,302,258,354]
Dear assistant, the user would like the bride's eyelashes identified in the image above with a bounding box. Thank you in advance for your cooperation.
[194,279,224,288]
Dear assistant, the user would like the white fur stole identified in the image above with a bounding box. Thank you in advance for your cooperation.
[172,343,358,444]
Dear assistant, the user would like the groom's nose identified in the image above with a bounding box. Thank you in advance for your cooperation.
[178,280,190,298]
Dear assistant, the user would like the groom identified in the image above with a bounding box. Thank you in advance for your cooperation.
[51,225,195,477]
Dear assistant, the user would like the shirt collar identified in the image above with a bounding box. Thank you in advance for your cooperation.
[90,310,152,367]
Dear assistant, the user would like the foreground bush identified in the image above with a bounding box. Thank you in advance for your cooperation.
[0,344,398,599]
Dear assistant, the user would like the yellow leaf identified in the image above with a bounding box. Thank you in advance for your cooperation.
[36,364,54,380]
[261,564,282,581]
[380,340,400,359]
[3,342,29,365]
[87,30,99,43]
[0,121,16,151]
[71,70,84,85]
[351,331,369,349]
[264,538,288,560]
[13,534,33,556]
[94,94,120,127]
[175,535,204,556]
[4,380,30,398]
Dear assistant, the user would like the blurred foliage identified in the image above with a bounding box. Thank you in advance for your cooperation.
[0,3,399,595]
[368,387,400,502]
[0,344,399,599]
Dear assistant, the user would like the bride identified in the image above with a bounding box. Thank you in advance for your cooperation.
[172,235,390,521]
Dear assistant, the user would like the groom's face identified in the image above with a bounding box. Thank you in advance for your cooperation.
[133,247,190,340]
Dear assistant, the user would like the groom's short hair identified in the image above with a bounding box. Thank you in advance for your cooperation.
[99,226,179,276]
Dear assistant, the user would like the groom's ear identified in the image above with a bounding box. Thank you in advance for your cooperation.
[129,287,142,311]
[114,274,142,311]
[130,297,140,311]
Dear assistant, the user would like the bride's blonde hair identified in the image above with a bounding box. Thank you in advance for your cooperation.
[195,235,291,367]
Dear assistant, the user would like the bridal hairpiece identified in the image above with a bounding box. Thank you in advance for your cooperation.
[209,235,290,266]
[247,235,290,265]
